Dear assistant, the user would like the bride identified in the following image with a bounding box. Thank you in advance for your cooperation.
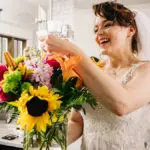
[40,1,150,150]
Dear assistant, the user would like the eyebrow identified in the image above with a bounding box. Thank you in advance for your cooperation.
[95,19,109,27]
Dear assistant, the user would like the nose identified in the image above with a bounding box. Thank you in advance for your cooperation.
[96,27,104,35]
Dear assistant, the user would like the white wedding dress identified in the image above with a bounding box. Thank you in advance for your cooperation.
[81,62,150,150]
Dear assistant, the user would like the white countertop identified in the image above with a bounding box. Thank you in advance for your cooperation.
[0,120,61,149]
[0,120,23,148]
[0,120,81,150]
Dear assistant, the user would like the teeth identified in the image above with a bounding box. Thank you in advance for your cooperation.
[100,39,109,44]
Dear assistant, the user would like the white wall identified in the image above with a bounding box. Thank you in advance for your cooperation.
[0,21,33,40]
[73,8,100,57]
[52,0,99,57]
[129,3,150,16]
[73,3,150,57]
[0,0,37,45]
[52,0,74,27]
[0,0,36,28]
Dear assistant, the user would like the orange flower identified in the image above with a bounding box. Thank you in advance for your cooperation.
[62,55,83,88]
[45,53,83,88]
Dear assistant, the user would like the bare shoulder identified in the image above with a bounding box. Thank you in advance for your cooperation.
[126,61,150,88]
[135,61,150,83]
[138,61,150,74]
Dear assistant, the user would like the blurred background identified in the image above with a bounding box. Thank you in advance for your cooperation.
[0,0,150,61]
[0,0,150,149]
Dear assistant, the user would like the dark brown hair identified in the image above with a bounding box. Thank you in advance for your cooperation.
[93,2,138,54]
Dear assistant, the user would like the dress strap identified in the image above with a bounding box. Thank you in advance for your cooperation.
[120,62,146,86]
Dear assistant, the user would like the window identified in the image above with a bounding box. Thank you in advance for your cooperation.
[0,35,26,63]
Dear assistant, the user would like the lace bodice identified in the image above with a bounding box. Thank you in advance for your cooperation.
[81,62,150,150]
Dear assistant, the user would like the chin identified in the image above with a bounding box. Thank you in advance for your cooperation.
[101,49,109,55]
[101,46,114,55]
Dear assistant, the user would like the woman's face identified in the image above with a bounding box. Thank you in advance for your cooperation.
[95,16,132,57]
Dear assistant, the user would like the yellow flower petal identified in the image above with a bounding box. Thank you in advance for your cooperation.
[9,86,62,133]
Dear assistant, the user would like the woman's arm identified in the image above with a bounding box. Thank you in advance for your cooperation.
[41,35,150,116]
[67,111,83,145]
[75,56,150,116]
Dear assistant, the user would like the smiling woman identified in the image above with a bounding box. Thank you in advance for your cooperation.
[40,1,150,150]
[93,2,138,58]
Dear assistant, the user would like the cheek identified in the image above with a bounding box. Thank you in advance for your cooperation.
[95,34,100,45]
[110,28,128,45]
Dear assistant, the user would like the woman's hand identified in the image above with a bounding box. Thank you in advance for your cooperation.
[67,110,83,145]
[40,35,83,56]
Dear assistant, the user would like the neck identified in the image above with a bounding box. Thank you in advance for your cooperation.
[106,51,140,70]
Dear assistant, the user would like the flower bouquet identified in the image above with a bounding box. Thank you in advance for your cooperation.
[0,51,97,150]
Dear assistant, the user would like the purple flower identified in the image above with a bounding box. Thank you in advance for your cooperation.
[25,60,54,89]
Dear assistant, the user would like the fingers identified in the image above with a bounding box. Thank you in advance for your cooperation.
[40,35,54,52]
[40,42,62,54]
[39,34,54,43]
[46,45,67,54]
[39,35,48,42]
[44,35,58,45]
[40,34,66,46]
[40,43,48,52]
[39,34,71,54]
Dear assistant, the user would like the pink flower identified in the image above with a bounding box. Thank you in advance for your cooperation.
[0,64,8,81]
[46,59,61,69]
[0,87,8,102]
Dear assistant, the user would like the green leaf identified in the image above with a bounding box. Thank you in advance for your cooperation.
[7,108,19,123]
[63,77,77,93]
[51,68,63,90]
[65,87,97,110]
[21,82,32,92]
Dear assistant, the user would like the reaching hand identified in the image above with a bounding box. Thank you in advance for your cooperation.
[40,35,81,56]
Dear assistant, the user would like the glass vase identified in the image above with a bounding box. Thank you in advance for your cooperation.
[23,122,67,150]
[52,122,67,150]
[23,129,43,150]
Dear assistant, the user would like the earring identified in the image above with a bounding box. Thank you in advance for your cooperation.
[132,51,137,58]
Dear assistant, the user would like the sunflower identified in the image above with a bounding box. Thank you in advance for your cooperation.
[9,86,62,133]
